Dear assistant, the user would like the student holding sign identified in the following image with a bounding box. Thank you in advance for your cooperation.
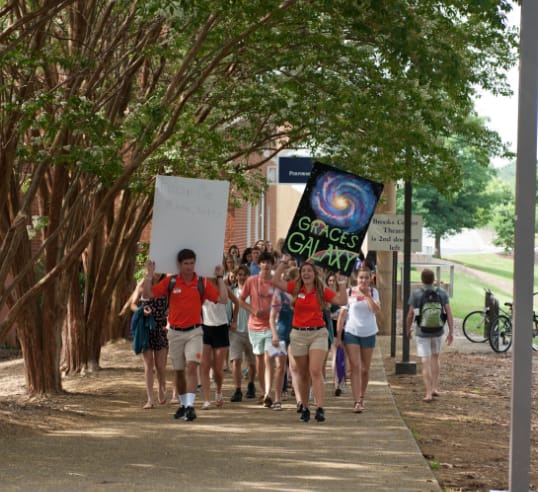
[272,255,348,423]
[143,249,228,422]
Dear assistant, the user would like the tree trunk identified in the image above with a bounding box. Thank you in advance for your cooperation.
[61,190,152,373]
[374,181,396,336]
[434,234,442,258]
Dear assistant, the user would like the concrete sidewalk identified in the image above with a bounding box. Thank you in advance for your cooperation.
[3,336,441,492]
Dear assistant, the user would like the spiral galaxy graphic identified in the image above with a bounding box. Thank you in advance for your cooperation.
[310,171,377,233]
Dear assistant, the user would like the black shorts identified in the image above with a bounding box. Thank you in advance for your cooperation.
[202,324,230,348]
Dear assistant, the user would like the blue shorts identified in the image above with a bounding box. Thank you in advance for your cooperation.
[343,332,376,349]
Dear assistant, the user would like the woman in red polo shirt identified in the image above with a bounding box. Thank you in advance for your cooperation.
[272,256,348,423]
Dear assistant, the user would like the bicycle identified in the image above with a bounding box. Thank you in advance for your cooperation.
[462,289,506,343]
[488,293,538,353]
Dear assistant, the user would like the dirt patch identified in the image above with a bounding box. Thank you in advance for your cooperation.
[383,346,538,491]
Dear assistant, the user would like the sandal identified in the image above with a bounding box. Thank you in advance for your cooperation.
[273,401,282,411]
[215,393,224,408]
[143,402,155,409]
[202,401,211,410]
[353,402,363,414]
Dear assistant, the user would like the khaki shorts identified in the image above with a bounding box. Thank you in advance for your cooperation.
[167,326,203,370]
[290,327,328,357]
[416,334,443,358]
[229,330,255,366]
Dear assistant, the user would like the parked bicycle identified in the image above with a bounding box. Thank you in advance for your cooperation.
[488,293,538,353]
[462,289,504,343]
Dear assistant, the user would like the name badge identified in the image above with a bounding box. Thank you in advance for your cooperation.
[173,288,181,294]
[298,293,306,299]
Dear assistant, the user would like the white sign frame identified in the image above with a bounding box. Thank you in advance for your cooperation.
[149,175,230,276]
[367,214,423,252]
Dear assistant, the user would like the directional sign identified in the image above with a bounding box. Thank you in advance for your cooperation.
[367,214,422,252]
[278,156,313,183]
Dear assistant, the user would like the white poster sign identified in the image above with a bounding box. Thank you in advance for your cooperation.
[149,175,230,276]
[367,214,423,252]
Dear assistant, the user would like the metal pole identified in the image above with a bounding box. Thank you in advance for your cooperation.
[390,250,398,357]
[395,180,416,374]
[510,2,537,490]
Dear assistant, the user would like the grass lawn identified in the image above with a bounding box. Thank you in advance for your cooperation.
[399,253,537,320]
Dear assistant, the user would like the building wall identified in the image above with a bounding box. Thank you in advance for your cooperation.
[224,162,303,258]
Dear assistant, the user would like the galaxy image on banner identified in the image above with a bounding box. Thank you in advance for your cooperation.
[283,162,384,275]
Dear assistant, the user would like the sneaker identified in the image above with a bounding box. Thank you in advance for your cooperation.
[315,407,325,422]
[174,405,186,420]
[334,387,342,397]
[296,402,303,413]
[184,406,197,421]
[300,407,310,423]
[230,388,243,402]
[246,382,256,399]
[202,401,211,410]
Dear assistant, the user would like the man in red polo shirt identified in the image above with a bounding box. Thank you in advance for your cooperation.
[143,249,227,422]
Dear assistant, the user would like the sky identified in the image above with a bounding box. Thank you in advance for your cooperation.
[473,3,521,168]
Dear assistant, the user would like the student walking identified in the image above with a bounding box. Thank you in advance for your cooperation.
[200,278,230,410]
[128,274,169,409]
[238,252,279,408]
[269,266,300,410]
[272,257,348,423]
[406,268,454,402]
[143,249,228,422]
[229,265,257,401]
[336,267,380,413]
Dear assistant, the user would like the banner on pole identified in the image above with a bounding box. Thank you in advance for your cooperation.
[282,162,383,275]
[149,175,229,276]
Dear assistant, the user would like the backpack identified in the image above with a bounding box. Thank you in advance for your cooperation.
[416,288,447,333]
[167,275,205,312]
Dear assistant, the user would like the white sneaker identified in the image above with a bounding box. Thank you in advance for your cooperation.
[202,401,211,410]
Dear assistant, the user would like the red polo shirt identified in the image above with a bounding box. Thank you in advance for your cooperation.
[286,281,336,328]
[152,273,219,327]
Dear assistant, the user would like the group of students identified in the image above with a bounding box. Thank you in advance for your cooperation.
[130,243,381,423]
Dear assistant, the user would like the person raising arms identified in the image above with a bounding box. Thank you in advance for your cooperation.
[272,255,348,423]
[143,249,227,422]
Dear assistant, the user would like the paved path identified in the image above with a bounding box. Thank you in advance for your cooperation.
[2,337,441,492]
